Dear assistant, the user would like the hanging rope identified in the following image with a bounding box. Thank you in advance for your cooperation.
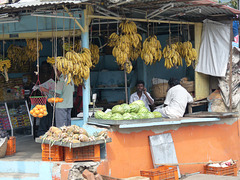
[36,17,39,78]
[73,20,75,52]
[169,22,171,45]
[2,25,4,60]
[63,11,65,57]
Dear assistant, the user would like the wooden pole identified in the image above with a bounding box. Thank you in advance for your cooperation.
[88,15,195,25]
[124,67,128,104]
[229,20,233,112]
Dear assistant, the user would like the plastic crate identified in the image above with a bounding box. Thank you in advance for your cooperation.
[6,136,16,156]
[64,144,100,163]
[140,166,178,180]
[41,144,63,161]
[204,163,237,176]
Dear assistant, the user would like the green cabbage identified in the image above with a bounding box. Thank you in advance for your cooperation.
[112,105,125,114]
[95,110,105,119]
[121,103,131,113]
[122,113,133,120]
[138,112,147,119]
[104,113,112,120]
[153,111,162,118]
[131,100,145,107]
[110,113,123,120]
[106,111,112,115]
[146,112,155,119]
[130,113,140,119]
[129,103,140,113]
[138,107,149,113]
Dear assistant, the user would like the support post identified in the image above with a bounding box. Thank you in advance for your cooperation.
[229,21,233,112]
[82,10,90,124]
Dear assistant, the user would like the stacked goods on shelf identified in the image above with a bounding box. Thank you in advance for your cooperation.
[94,100,162,120]
[0,106,10,130]
[9,104,30,128]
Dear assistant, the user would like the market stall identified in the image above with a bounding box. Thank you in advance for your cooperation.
[0,0,239,179]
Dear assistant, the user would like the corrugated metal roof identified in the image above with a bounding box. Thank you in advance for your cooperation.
[0,0,88,9]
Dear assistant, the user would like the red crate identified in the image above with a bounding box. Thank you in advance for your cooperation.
[41,144,63,161]
[64,145,100,163]
[6,136,16,156]
[140,166,178,180]
[204,163,237,176]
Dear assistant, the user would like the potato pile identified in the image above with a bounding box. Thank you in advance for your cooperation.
[30,105,48,118]
[40,125,108,145]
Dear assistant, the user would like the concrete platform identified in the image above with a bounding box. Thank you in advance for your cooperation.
[183,174,240,179]
[1,135,42,161]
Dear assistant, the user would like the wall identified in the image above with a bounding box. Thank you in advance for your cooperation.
[97,118,240,178]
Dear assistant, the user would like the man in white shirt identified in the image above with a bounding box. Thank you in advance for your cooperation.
[129,80,154,111]
[154,78,193,118]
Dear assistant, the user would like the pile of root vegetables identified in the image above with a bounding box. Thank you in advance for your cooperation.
[39,125,108,146]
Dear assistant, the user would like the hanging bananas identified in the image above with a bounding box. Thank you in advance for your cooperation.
[181,41,197,67]
[141,35,162,65]
[63,41,81,52]
[56,48,92,86]
[47,57,55,65]
[163,44,182,69]
[90,44,100,67]
[108,21,142,73]
[0,59,11,82]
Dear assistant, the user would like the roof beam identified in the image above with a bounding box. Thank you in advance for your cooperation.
[146,3,174,19]
[108,0,134,9]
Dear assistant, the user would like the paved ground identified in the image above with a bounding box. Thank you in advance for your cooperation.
[182,174,240,179]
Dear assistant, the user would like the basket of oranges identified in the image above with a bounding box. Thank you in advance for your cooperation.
[30,104,48,118]
[47,97,64,103]
[29,96,48,118]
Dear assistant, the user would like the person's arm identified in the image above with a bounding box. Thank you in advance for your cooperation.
[143,88,154,105]
[40,87,49,95]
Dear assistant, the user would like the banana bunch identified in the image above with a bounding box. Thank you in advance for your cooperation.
[47,57,55,65]
[163,44,182,69]
[119,20,137,34]
[120,60,133,74]
[90,44,100,67]
[0,60,11,82]
[56,48,92,86]
[108,21,142,73]
[63,42,81,52]
[108,33,119,47]
[26,39,43,52]
[181,41,197,67]
[141,35,162,65]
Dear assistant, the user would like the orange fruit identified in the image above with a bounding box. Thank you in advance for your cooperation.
[39,109,44,113]
[38,114,43,118]
[55,98,59,103]
[32,113,37,117]
[30,110,34,114]
[35,110,40,115]
[43,111,48,116]
[58,98,64,103]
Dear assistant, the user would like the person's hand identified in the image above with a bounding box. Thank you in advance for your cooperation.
[143,88,147,94]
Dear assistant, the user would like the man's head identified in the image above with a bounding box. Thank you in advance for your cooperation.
[136,80,145,92]
[168,78,180,88]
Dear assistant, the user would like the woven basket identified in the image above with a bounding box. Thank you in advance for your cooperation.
[0,137,8,158]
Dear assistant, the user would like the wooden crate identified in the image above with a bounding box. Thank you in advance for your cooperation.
[140,166,178,180]
[180,81,195,92]
[64,145,100,163]
[204,163,237,176]
[152,83,169,99]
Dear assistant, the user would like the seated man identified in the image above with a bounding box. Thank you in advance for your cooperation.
[154,78,193,118]
[129,80,154,111]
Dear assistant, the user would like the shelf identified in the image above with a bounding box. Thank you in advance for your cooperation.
[94,87,130,90]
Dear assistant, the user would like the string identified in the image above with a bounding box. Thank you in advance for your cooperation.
[169,22,171,45]
[2,25,4,60]
[63,11,65,57]
[73,20,75,52]
[36,17,40,82]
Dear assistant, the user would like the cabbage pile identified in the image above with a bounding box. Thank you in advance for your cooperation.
[94,100,162,120]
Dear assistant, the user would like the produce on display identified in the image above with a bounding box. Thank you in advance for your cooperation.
[39,125,108,145]
[181,41,197,67]
[56,48,92,86]
[47,57,55,65]
[62,42,81,52]
[163,44,182,69]
[47,97,64,103]
[0,59,11,81]
[0,129,9,139]
[95,100,162,120]
[141,35,162,65]
[30,104,48,118]
[108,20,142,73]
[90,44,100,67]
